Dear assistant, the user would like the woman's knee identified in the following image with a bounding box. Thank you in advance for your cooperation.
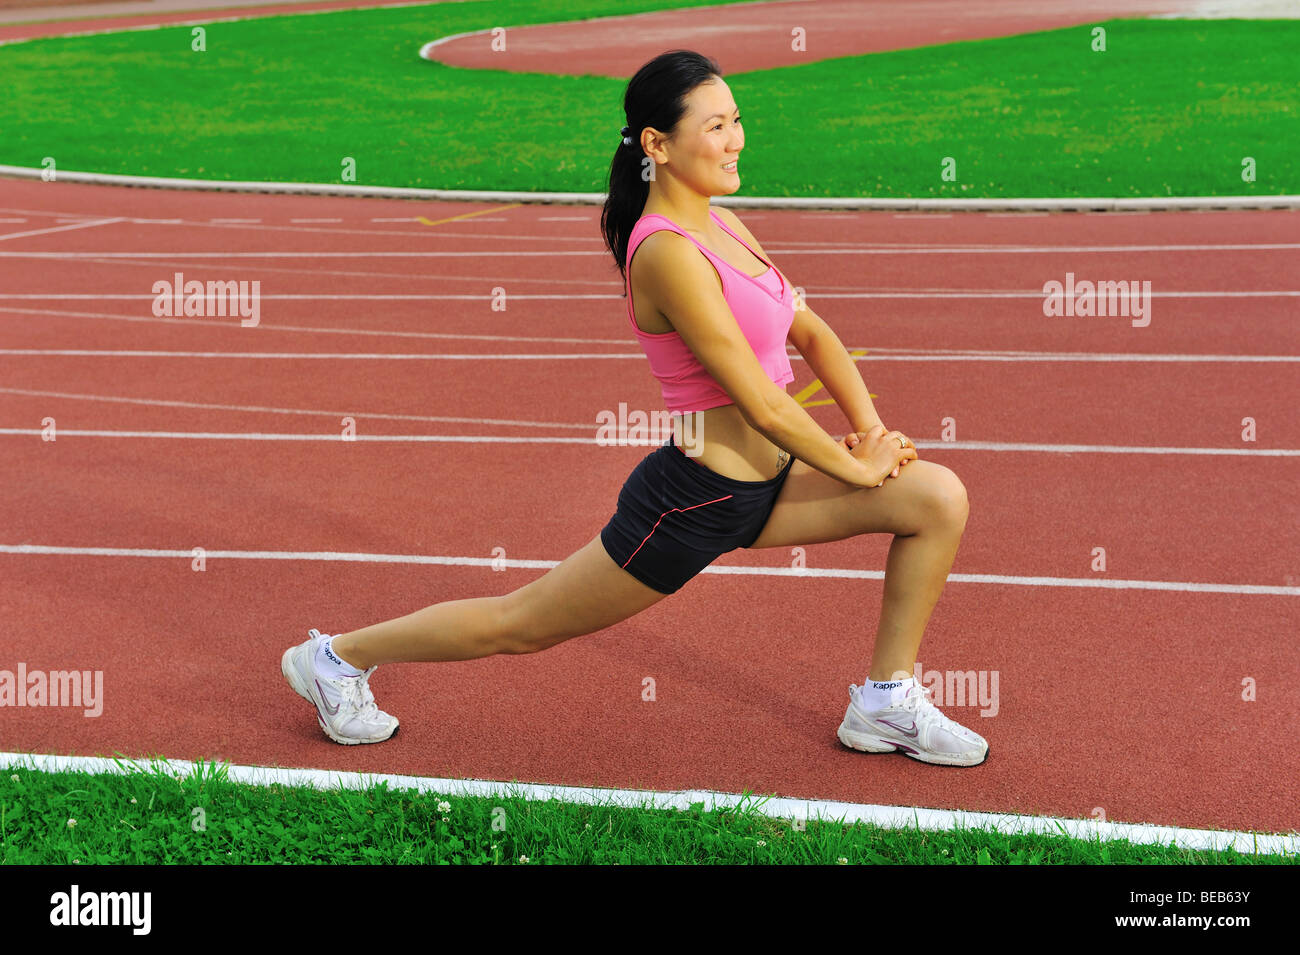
[910,462,969,533]
[494,586,555,654]
[932,464,970,529]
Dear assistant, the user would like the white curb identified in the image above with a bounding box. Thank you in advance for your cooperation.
[2,751,1295,856]
[3,165,1297,211]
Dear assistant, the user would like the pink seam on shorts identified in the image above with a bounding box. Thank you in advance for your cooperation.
[620,494,735,569]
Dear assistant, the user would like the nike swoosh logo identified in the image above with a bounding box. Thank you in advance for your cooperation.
[314,679,340,715]
[878,718,918,738]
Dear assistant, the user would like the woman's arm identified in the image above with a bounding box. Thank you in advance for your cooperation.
[713,208,916,477]
[640,232,909,487]
[787,302,884,435]
[714,208,886,436]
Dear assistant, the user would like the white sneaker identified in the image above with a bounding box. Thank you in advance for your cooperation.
[281,629,399,745]
[837,682,988,766]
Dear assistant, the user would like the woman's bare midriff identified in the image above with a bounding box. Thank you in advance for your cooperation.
[673,404,788,482]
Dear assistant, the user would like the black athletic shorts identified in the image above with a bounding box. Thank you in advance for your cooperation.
[599,433,795,595]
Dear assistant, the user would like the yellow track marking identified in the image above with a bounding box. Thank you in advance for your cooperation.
[795,349,876,406]
[417,203,523,227]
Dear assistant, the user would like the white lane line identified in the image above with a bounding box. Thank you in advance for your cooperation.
[811,291,1300,299]
[846,353,1300,363]
[1,544,1295,596]
[853,349,1300,362]
[2,242,1297,258]
[1,306,1296,361]
[0,349,645,359]
[4,348,1299,364]
[0,306,635,345]
[917,441,1299,455]
[0,252,624,287]
[0,204,1291,249]
[0,250,600,259]
[538,216,593,221]
[2,753,1291,854]
[130,218,183,225]
[0,429,630,442]
[0,429,1296,458]
[0,218,27,223]
[0,217,125,243]
[0,387,593,431]
[289,218,343,223]
[0,293,622,301]
[3,290,1296,301]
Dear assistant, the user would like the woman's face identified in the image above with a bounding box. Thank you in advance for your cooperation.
[657,77,744,196]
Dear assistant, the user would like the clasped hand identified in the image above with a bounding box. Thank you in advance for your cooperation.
[839,424,918,487]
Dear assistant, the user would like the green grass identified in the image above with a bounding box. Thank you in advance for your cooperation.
[1,759,1293,865]
[0,3,1296,197]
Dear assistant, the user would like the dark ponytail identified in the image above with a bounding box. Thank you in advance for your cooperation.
[601,50,723,293]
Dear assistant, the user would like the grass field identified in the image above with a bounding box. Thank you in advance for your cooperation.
[0,1,1295,197]
[1,759,1292,865]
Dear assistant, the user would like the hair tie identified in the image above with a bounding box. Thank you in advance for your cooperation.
[621,125,632,146]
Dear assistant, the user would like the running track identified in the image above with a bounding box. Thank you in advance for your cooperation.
[1,177,1297,835]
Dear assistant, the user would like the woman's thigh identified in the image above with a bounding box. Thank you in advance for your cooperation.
[745,458,969,551]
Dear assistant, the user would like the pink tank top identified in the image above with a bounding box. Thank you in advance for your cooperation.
[624,208,795,414]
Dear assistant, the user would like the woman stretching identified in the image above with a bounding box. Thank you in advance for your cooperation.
[282,49,988,767]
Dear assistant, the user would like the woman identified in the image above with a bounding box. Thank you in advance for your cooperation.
[282,50,987,767]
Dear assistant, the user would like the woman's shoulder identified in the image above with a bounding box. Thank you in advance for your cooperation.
[631,224,699,272]
[629,214,695,263]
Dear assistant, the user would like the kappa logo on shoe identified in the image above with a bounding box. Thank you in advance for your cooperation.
[878,718,918,738]
[314,679,341,716]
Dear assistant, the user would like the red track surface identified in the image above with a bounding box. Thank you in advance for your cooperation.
[1,0,1298,838]
[0,0,421,42]
[2,178,1297,835]
[0,0,1202,63]
[425,0,1204,76]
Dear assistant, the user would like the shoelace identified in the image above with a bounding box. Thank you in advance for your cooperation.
[902,683,942,718]
[350,667,382,719]
[321,667,382,721]
[312,630,382,720]
[899,684,977,740]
